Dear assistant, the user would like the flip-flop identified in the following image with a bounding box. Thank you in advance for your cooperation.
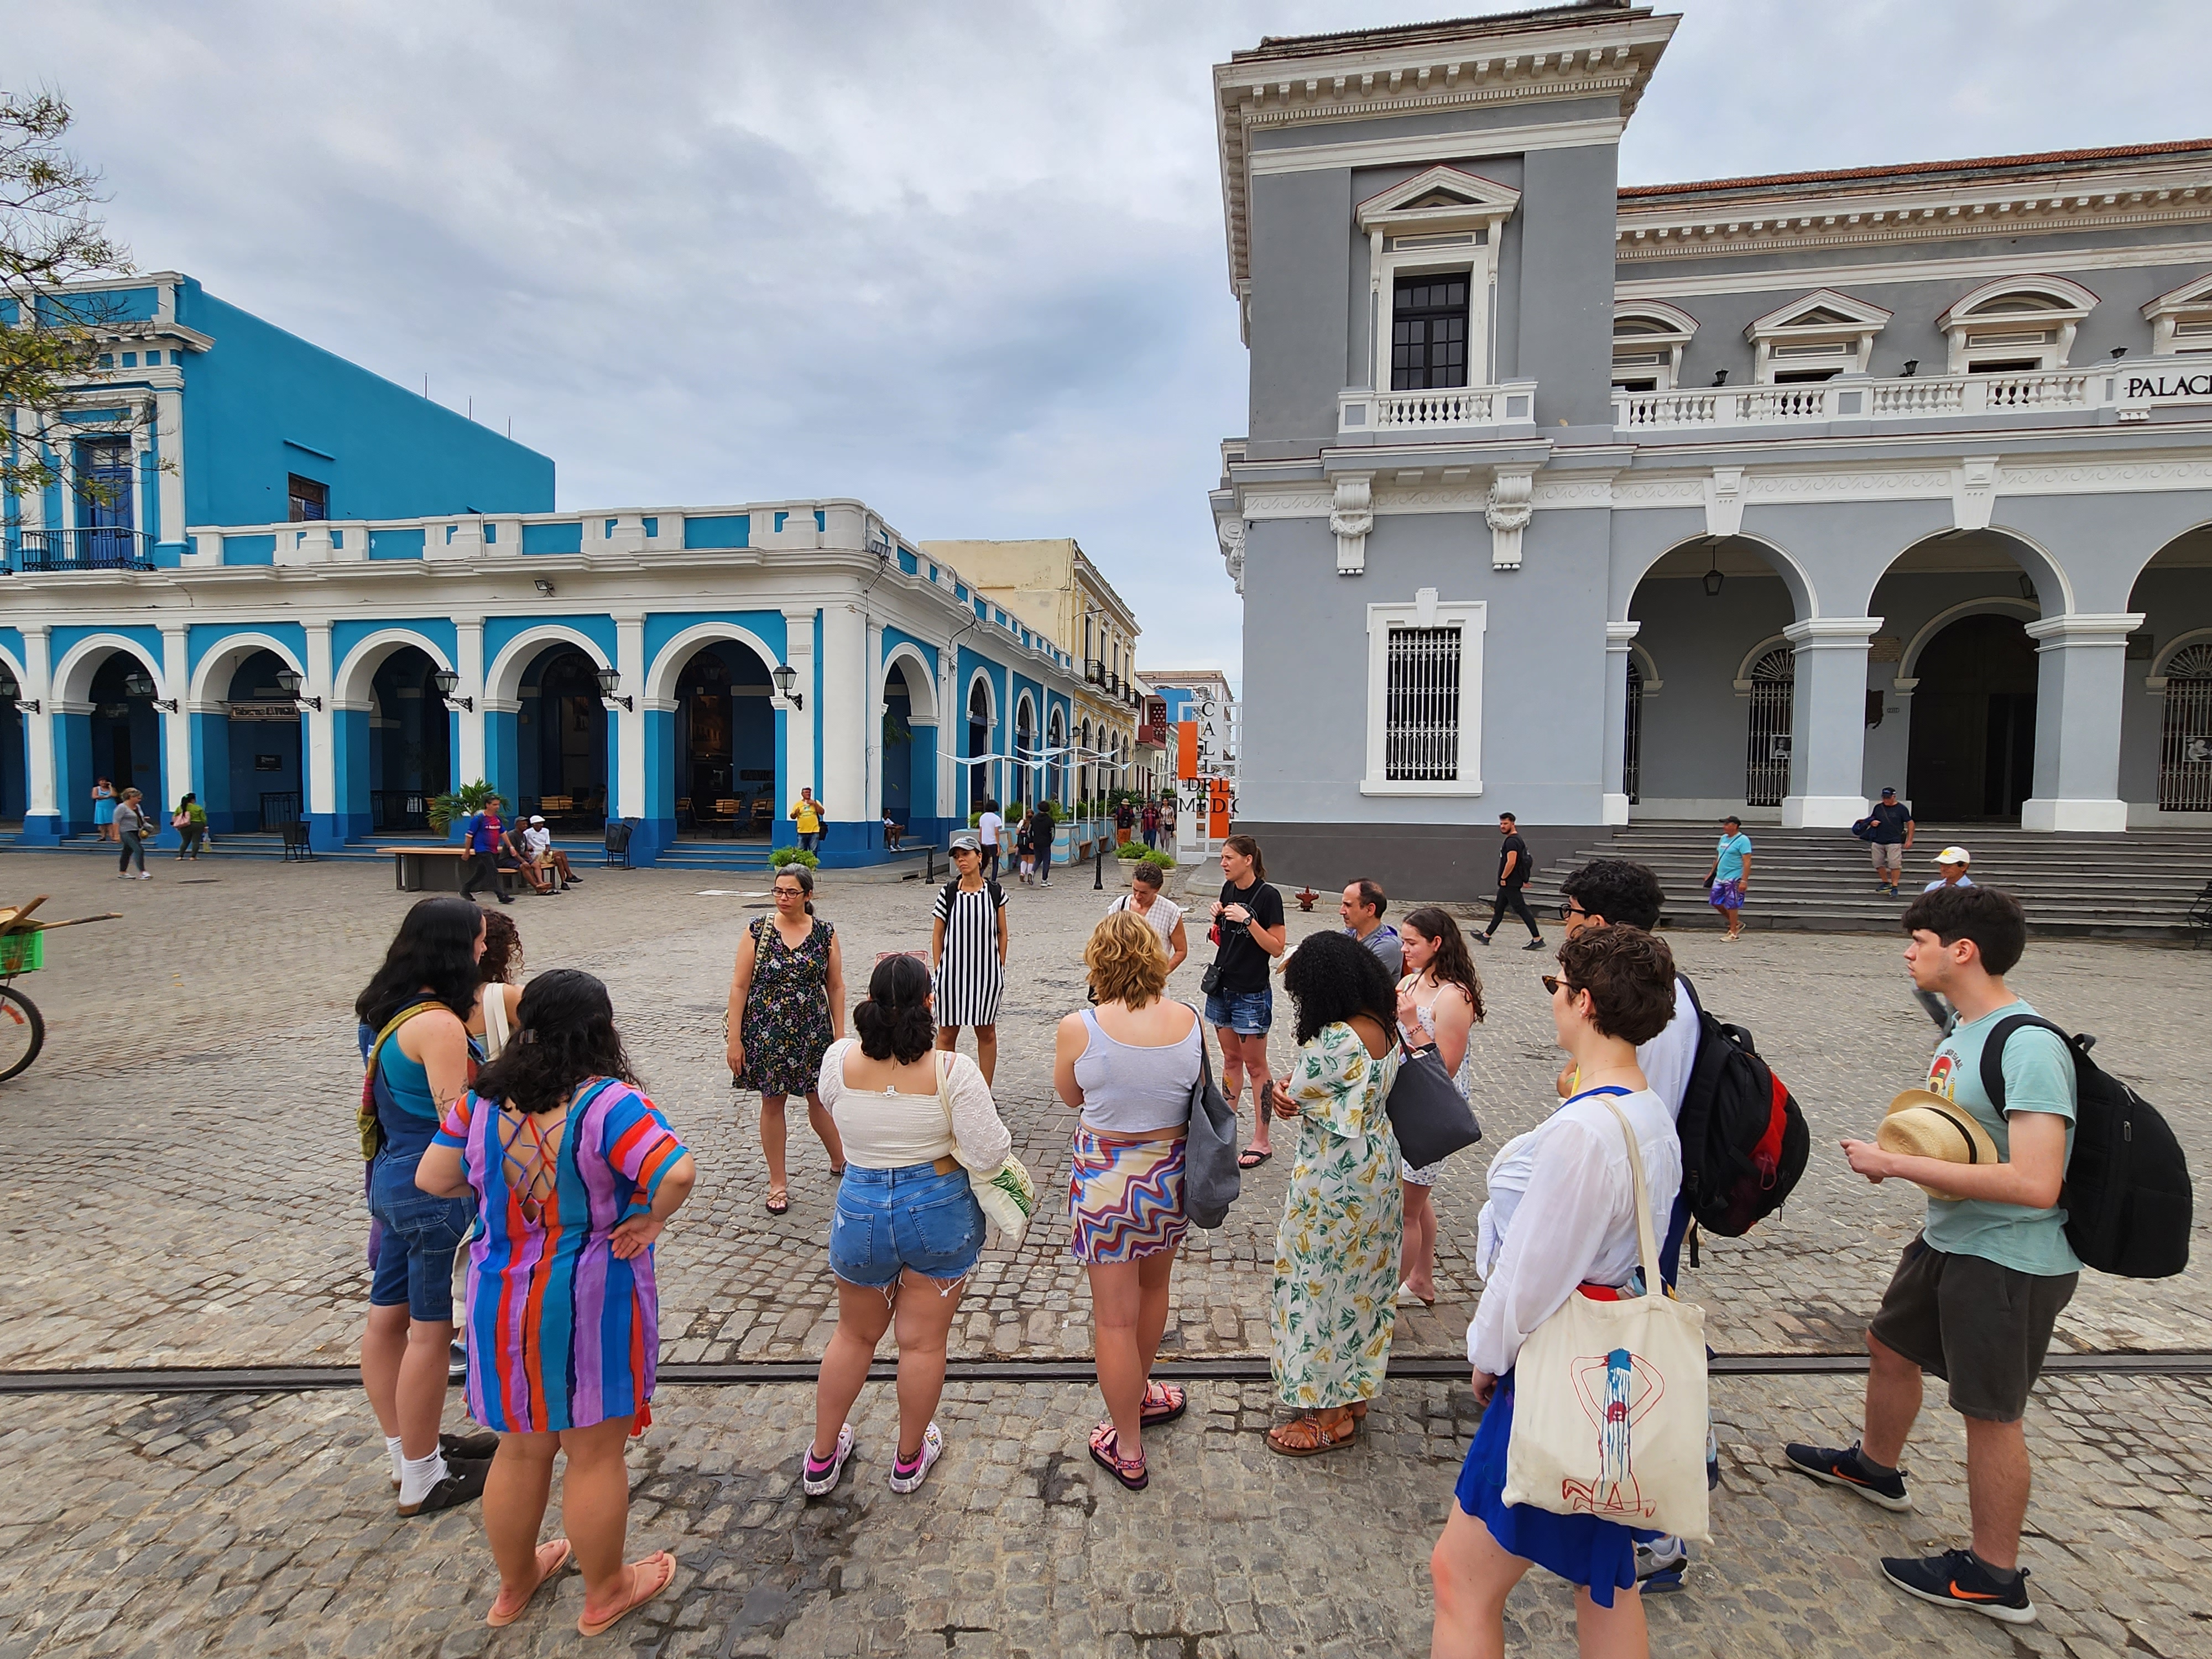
[1139,1380,1187,1427]
[576,1550,676,1637]
[1237,1147,1272,1169]
[487,1538,571,1627]
[764,1189,790,1216]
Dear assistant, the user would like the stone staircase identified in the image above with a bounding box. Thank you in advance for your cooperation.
[1517,822,2212,940]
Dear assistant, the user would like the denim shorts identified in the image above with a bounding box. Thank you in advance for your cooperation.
[828,1162,985,1288]
[367,1151,476,1322]
[1204,985,1274,1036]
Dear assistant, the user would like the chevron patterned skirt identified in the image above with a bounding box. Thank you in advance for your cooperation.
[1068,1128,1190,1264]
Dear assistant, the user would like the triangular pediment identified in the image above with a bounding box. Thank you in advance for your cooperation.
[1745,288,1893,340]
[2145,271,2212,319]
[1357,165,1521,233]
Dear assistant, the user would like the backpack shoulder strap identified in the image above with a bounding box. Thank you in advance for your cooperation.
[1977,1013,2074,1115]
[367,1000,440,1074]
[1677,972,1705,1025]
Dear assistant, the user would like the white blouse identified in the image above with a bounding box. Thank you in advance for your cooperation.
[1465,1086,1682,1380]
[815,1039,1013,1172]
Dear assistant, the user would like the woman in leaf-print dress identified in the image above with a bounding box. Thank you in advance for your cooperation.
[726,864,847,1216]
[1261,931,1405,1457]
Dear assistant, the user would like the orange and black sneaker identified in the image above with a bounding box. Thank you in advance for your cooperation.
[1881,1548,2036,1625]
[1782,1439,1912,1511]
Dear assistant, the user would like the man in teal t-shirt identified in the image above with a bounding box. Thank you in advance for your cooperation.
[1783,885,2078,1627]
[1703,815,1753,941]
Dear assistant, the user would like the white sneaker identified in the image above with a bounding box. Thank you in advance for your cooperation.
[137,872,153,880]
[802,1423,855,1496]
[888,1421,943,1493]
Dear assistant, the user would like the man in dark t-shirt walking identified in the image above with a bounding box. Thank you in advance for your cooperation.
[1474,812,1546,951]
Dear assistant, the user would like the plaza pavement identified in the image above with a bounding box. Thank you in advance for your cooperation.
[0,848,2205,1656]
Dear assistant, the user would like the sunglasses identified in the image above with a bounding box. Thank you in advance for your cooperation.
[1556,900,1589,922]
[1541,974,1580,999]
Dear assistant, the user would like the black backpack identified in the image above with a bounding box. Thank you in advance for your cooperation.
[1674,976,1811,1238]
[1981,1016,2193,1279]
[940,878,1004,913]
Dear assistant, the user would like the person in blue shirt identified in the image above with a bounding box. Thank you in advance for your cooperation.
[1856,786,1916,896]
[458,796,513,906]
[1702,815,1753,941]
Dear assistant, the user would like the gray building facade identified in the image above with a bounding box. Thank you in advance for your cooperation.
[1209,2,2212,898]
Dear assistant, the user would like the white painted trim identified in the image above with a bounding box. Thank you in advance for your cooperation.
[484,624,613,706]
[1360,589,1485,796]
[332,627,456,711]
[1248,114,1624,178]
[640,620,781,707]
[1895,597,2041,685]
[184,630,308,707]
[53,632,169,706]
[1731,633,1795,692]
[963,666,998,732]
[2021,796,2130,832]
[2149,626,2212,682]
[1615,241,2212,302]
[881,640,940,726]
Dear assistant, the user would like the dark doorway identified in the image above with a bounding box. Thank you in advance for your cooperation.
[1907,613,2038,821]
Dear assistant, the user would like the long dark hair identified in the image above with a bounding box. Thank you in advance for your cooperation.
[356,896,483,1030]
[471,969,638,1117]
[1400,905,1484,1024]
[1283,929,1396,1047]
[1222,833,1266,884]
[853,952,936,1064]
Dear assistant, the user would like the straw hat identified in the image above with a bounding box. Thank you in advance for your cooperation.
[1878,1088,2000,1195]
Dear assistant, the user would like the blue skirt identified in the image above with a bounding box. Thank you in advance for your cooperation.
[1454,1374,1655,1609]
[93,798,116,826]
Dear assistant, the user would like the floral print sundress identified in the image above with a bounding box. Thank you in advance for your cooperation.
[736,915,836,1097]
[1269,1020,1405,1410]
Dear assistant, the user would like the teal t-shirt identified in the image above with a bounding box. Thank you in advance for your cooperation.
[1713,832,1752,881]
[1920,997,2080,1276]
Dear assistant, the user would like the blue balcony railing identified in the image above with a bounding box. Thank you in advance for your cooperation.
[7,527,155,572]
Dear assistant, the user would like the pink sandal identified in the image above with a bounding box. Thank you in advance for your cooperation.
[1088,1422,1147,1491]
[1140,1380,1186,1427]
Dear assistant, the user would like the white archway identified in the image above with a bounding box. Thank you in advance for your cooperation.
[1896,597,2043,687]
[54,633,168,707]
[333,629,456,711]
[0,640,27,693]
[963,667,998,731]
[883,641,939,724]
[1731,633,1797,691]
[186,632,309,709]
[643,621,782,707]
[1617,532,1822,623]
[1627,641,1663,693]
[486,625,613,706]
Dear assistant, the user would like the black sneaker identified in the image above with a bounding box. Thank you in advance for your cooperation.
[397,1453,491,1516]
[1783,1440,1912,1511]
[1521,937,1548,951]
[1881,1548,2036,1625]
[1473,931,1493,947]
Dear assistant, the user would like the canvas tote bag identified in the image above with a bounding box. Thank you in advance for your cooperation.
[1502,1097,1710,1543]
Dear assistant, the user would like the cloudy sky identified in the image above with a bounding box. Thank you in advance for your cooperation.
[8,1,2205,678]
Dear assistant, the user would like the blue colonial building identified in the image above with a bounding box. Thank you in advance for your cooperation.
[1,276,1093,864]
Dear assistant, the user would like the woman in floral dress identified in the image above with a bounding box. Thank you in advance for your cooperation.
[1262,930,1404,1456]
[726,864,847,1215]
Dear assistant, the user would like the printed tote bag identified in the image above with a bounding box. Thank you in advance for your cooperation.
[1502,1097,1710,1542]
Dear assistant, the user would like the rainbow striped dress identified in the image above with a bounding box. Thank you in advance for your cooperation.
[434,1078,688,1433]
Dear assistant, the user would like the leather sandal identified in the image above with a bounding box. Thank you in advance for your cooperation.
[1089,1422,1147,1491]
[1266,1407,1360,1457]
[764,1187,790,1216]
[1139,1380,1186,1427]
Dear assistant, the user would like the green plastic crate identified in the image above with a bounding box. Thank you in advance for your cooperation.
[0,931,43,975]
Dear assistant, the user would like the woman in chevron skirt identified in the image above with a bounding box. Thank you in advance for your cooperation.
[1054,909,1204,1492]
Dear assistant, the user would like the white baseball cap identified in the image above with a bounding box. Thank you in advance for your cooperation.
[529,815,546,825]
[1932,845,1970,865]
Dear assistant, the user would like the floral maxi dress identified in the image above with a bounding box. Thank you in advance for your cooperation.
[737,916,837,1097]
[1269,1020,1405,1410]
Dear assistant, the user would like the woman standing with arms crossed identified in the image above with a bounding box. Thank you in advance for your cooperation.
[92,776,116,841]
[805,953,1013,1496]
[932,832,1009,1085]
[1262,930,1404,1457]
[1107,862,1188,975]
[1394,906,1484,1308]
[727,864,848,1217]
[416,971,696,1637]
[357,896,498,1516]
[1206,836,1286,1168]
[1055,910,1202,1491]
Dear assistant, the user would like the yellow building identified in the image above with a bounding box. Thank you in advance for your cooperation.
[919,538,1142,807]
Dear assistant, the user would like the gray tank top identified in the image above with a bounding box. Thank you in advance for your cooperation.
[1074,1005,1202,1135]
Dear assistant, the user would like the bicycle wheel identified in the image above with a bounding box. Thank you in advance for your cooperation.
[0,984,44,1081]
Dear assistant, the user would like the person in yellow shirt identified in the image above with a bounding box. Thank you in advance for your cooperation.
[789,789,827,852]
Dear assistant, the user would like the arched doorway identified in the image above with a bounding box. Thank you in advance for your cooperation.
[1906,614,2038,821]
[875,650,938,845]
[671,640,774,838]
[216,650,305,831]
[367,647,449,832]
[967,681,992,812]
[2157,642,2212,812]
[520,647,609,829]
[0,662,22,823]
[1047,706,1066,806]
[1744,644,1795,808]
[88,654,165,818]
[2122,525,2212,820]
[1078,718,1093,807]
[1013,697,1036,811]
[1622,658,1644,805]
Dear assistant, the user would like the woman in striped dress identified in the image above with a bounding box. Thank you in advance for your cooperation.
[415,969,697,1638]
[931,833,1009,1084]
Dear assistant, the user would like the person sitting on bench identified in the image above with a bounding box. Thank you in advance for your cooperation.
[499,825,554,895]
[522,815,583,890]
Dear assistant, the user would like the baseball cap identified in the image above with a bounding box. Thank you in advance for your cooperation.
[1933,845,1971,865]
[529,815,546,825]
[950,831,980,852]
[1879,785,1897,797]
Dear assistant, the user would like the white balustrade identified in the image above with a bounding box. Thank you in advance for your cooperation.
[1338,380,1537,434]
[1615,366,2105,432]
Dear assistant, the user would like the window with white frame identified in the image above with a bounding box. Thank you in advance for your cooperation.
[1613,302,1698,393]
[1937,276,2095,375]
[1363,589,1485,796]
[1354,166,1520,394]
[2141,273,2212,356]
[1744,289,1891,384]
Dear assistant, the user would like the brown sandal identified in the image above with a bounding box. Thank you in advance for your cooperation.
[1266,1407,1360,1457]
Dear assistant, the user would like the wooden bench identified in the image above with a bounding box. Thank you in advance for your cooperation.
[379,846,523,896]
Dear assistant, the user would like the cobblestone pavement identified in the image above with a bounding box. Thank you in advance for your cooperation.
[2,1370,2205,1658]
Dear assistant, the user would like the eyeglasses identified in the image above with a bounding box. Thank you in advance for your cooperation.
[1556,900,1589,922]
[773,885,806,896]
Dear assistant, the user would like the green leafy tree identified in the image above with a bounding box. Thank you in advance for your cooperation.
[427,779,500,836]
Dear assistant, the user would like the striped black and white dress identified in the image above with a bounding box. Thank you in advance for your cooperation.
[932,880,1008,1027]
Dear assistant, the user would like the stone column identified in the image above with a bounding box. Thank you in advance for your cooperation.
[938,646,961,820]
[19,628,58,842]
[160,625,192,812]
[154,388,184,551]
[456,621,486,786]
[612,612,646,828]
[863,619,885,837]
[2022,612,2144,832]
[1601,622,1639,826]
[304,621,338,847]
[780,606,818,808]
[1781,616,1881,829]
[820,603,868,853]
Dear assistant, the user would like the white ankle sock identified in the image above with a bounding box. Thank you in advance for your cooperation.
[398,1450,450,1506]
[385,1436,405,1482]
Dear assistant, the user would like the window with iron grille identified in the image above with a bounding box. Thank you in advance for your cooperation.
[1385,626,1462,781]
[1392,276,1468,390]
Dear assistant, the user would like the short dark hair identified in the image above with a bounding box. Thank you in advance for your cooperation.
[1498,812,1517,824]
[1348,878,1386,919]
[1282,930,1397,1047]
[1559,859,1665,932]
[1722,815,1741,827]
[1901,884,2027,976]
[1554,924,1677,1045]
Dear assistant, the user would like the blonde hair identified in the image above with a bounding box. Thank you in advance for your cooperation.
[1085,908,1168,1009]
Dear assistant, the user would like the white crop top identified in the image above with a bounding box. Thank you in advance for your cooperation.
[815,1040,1013,1172]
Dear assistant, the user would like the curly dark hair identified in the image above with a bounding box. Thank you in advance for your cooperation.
[1283,928,1396,1047]
[1399,905,1484,1025]
[1558,858,1666,932]
[1554,925,1677,1046]
[356,896,483,1030]
[854,952,937,1064]
[471,969,638,1117]
[478,908,523,985]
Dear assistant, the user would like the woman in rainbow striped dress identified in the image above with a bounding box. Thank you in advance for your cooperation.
[416,969,697,1639]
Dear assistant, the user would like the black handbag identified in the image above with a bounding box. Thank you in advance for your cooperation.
[1385,1046,1482,1168]
[1199,961,1224,998]
[1181,1016,1241,1228]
